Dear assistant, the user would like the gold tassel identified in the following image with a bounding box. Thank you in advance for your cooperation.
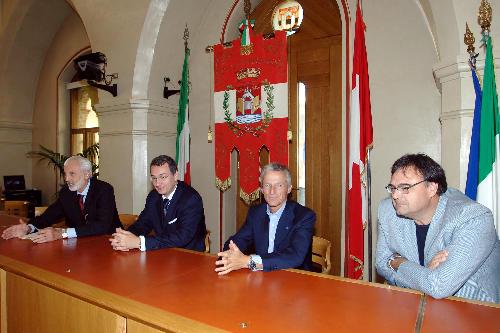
[215,177,231,192]
[240,188,260,205]
[208,126,213,143]
[287,130,293,141]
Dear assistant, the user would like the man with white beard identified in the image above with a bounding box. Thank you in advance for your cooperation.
[1,155,121,243]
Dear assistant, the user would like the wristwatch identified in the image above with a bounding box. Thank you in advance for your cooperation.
[247,256,257,271]
[61,228,68,239]
[387,253,402,273]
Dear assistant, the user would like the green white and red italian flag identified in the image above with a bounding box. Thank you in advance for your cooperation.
[346,1,373,280]
[477,33,500,237]
[176,46,190,185]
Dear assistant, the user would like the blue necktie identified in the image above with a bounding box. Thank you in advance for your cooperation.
[162,198,170,217]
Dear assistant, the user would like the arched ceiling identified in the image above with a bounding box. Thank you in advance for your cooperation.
[0,0,72,123]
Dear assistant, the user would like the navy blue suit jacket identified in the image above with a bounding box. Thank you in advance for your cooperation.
[30,178,122,237]
[128,181,206,251]
[225,200,316,271]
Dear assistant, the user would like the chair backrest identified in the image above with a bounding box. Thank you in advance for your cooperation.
[119,214,138,230]
[4,201,29,217]
[205,230,211,253]
[312,236,332,274]
[35,206,48,217]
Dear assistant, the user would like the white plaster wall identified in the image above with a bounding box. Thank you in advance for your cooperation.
[0,122,32,190]
[71,0,151,102]
[361,0,441,279]
[0,0,72,195]
[151,0,236,251]
[31,9,89,205]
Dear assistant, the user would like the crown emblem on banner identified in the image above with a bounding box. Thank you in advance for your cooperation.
[237,68,261,80]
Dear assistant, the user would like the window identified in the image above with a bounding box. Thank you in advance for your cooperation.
[297,82,306,205]
[70,85,99,167]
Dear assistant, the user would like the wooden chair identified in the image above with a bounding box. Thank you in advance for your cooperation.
[205,230,211,253]
[35,206,48,217]
[119,214,138,230]
[312,236,332,274]
[4,201,29,217]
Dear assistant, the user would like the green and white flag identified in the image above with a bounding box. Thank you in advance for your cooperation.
[176,46,190,184]
[477,33,500,237]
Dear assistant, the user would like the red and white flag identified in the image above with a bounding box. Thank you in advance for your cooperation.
[347,1,373,280]
[213,30,288,203]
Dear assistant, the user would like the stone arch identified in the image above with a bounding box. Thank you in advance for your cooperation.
[131,0,170,99]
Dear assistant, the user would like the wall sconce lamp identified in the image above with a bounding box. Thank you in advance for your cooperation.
[163,77,181,99]
[73,52,118,97]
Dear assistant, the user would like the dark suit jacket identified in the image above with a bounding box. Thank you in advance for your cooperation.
[30,178,122,237]
[127,181,206,251]
[224,200,316,272]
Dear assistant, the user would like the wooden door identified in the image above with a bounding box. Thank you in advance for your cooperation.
[289,36,342,275]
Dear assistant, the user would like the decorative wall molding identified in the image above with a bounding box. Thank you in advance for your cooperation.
[94,98,178,116]
[439,108,474,122]
[433,54,500,82]
[0,120,33,130]
[99,130,176,137]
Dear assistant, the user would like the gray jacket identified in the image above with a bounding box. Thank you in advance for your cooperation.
[376,188,499,303]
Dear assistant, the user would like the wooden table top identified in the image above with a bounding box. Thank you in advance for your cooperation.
[0,214,498,332]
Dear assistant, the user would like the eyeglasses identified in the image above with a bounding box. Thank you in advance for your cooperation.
[385,179,428,195]
[150,174,169,183]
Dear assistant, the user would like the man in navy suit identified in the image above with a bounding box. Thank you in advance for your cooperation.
[109,155,206,252]
[1,155,121,243]
[215,163,316,275]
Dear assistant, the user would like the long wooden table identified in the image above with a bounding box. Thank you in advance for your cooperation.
[0,214,498,332]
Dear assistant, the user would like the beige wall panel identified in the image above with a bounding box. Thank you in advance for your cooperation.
[6,273,126,333]
[0,125,32,190]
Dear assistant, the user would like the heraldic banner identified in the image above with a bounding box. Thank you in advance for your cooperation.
[214,28,288,204]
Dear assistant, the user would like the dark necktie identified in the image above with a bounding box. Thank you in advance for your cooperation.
[77,194,84,214]
[162,198,170,217]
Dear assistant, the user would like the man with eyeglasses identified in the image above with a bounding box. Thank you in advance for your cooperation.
[215,163,316,275]
[109,155,206,252]
[376,153,499,303]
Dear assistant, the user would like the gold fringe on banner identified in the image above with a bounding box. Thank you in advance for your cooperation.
[215,177,232,192]
[349,254,364,279]
[240,188,260,205]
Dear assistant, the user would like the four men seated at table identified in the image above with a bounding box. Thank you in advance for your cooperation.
[215,163,316,275]
[109,155,206,252]
[376,154,499,303]
[1,155,121,242]
[2,153,499,304]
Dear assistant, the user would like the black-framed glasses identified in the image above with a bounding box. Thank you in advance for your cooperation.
[385,179,428,195]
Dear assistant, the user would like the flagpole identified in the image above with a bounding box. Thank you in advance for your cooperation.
[367,149,372,282]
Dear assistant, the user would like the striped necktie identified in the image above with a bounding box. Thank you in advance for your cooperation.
[162,198,170,217]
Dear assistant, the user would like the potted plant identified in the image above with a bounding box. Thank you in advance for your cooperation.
[26,143,99,178]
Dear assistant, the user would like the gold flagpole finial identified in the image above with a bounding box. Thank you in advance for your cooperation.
[464,23,476,55]
[183,24,190,50]
[478,0,492,34]
[464,22,478,69]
